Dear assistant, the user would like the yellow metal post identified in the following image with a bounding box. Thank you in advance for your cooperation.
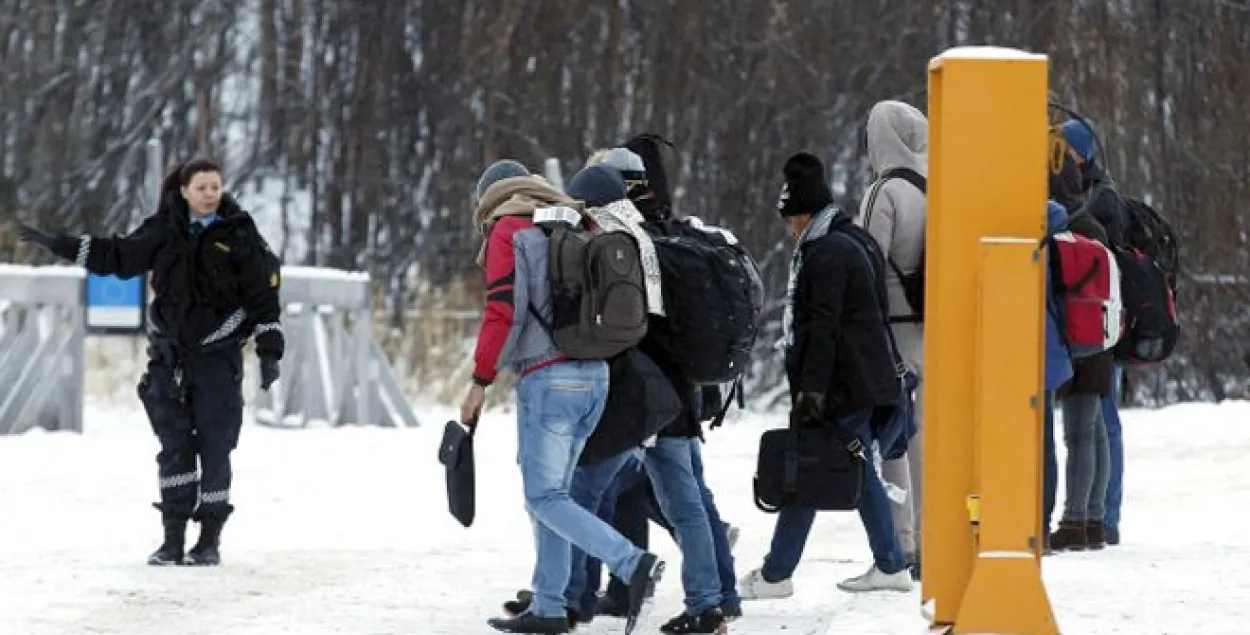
[955,238,1058,633]
[923,47,1052,632]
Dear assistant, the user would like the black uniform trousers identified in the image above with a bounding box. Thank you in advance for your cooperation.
[138,341,245,521]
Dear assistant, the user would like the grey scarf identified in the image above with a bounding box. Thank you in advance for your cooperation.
[780,206,840,349]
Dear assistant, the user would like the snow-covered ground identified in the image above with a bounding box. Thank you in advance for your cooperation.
[1,399,1248,635]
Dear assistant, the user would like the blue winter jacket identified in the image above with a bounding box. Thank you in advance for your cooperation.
[1044,201,1074,391]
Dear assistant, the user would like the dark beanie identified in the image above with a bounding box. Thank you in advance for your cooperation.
[475,159,530,202]
[777,152,833,217]
[568,165,628,208]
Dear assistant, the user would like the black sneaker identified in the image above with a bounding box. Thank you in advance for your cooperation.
[487,611,570,634]
[719,601,742,621]
[660,607,728,634]
[625,553,665,635]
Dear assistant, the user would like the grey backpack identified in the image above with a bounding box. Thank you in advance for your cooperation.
[532,211,648,360]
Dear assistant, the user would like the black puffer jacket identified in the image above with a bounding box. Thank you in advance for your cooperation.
[787,214,899,421]
[49,195,284,359]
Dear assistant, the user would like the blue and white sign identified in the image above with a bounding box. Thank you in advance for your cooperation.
[85,273,147,333]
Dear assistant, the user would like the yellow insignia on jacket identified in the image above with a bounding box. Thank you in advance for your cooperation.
[270,272,280,289]
[213,242,231,253]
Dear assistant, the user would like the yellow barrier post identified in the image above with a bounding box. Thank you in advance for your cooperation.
[923,47,1053,633]
[955,238,1058,633]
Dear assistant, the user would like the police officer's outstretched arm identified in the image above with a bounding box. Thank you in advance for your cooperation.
[239,227,284,391]
[18,215,165,277]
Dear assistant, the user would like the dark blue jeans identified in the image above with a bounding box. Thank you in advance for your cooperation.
[564,450,637,614]
[1102,365,1124,530]
[760,410,904,581]
[584,459,672,611]
[689,439,740,607]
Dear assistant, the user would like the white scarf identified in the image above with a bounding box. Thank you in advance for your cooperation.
[780,206,840,349]
[585,199,665,316]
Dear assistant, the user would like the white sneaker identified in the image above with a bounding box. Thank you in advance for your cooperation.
[836,565,914,593]
[738,568,794,600]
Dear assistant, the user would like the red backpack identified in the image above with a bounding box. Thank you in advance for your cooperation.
[1046,231,1124,358]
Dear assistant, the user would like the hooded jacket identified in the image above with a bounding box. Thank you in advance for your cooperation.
[856,100,928,377]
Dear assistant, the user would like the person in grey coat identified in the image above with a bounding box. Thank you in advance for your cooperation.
[855,100,928,578]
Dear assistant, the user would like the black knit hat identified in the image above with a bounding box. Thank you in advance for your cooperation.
[777,152,833,217]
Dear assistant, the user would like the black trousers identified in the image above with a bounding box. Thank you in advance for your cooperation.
[138,342,244,521]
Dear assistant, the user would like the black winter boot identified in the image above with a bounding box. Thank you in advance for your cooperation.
[147,516,187,566]
[1048,520,1089,552]
[184,516,225,566]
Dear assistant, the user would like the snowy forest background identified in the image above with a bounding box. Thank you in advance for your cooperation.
[0,0,1247,406]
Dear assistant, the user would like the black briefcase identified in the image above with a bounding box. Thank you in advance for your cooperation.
[438,419,477,527]
[753,425,865,513]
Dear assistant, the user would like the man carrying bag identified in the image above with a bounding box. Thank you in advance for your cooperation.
[738,153,913,603]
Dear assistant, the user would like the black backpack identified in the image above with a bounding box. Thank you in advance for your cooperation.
[644,219,763,385]
[535,212,649,360]
[1113,198,1180,364]
[862,168,927,323]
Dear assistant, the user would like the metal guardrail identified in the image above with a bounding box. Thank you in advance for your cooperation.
[252,266,420,429]
[0,265,86,434]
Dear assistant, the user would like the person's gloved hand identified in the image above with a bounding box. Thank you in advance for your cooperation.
[790,391,826,427]
[259,356,281,391]
[17,224,55,249]
[17,224,78,261]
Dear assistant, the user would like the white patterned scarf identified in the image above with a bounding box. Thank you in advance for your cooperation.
[780,206,840,349]
[585,199,665,316]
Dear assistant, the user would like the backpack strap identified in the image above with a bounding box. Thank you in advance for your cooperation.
[862,168,927,324]
[707,375,747,430]
[830,227,909,380]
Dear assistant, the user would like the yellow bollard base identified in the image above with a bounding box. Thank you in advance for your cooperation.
[953,552,1059,634]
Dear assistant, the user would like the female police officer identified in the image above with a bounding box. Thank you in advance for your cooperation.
[19,159,284,566]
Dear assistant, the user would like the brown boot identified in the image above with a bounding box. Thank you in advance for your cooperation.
[1048,520,1088,552]
[1086,520,1107,550]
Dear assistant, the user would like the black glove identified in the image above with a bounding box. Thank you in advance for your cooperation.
[790,391,826,428]
[17,224,56,250]
[259,356,280,391]
[18,224,78,261]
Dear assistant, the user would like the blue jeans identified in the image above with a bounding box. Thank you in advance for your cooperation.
[1102,365,1124,530]
[1043,391,1057,534]
[643,437,723,614]
[517,361,645,618]
[564,450,637,614]
[760,410,904,581]
[1060,393,1109,522]
[688,439,740,608]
